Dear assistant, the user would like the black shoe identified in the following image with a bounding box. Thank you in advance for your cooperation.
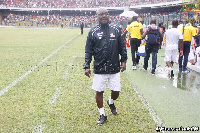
[143,67,147,71]
[151,71,155,75]
[143,65,147,71]
[107,100,117,115]
[97,114,107,125]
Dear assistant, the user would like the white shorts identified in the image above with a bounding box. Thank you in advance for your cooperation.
[92,72,121,92]
[164,49,178,62]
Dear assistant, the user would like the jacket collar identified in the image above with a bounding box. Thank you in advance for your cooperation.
[99,23,109,28]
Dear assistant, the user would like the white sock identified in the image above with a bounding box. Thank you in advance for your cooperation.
[98,107,105,116]
[108,98,115,104]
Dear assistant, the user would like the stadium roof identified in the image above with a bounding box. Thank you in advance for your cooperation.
[0,0,182,12]
[130,0,182,9]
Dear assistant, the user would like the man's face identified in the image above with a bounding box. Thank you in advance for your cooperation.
[97,12,109,25]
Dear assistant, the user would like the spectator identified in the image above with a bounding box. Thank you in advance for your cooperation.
[178,21,197,72]
[123,16,143,70]
[164,19,183,77]
[80,22,84,35]
[158,22,165,49]
[177,20,183,29]
[142,19,163,75]
[195,46,200,66]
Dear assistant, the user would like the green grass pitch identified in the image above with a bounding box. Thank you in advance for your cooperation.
[0,28,157,132]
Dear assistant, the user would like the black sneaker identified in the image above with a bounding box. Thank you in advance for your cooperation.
[107,100,117,115]
[143,67,147,71]
[97,114,107,125]
[151,71,155,75]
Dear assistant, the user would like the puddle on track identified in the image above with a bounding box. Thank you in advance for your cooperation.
[155,66,200,94]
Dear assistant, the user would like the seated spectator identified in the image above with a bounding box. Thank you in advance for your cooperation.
[196,46,200,66]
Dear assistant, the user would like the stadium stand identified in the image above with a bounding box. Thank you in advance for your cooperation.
[0,0,183,28]
[0,0,180,8]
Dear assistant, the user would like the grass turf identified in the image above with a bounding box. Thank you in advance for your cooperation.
[0,28,156,132]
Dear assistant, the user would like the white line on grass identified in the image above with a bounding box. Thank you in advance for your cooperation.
[123,72,169,133]
[62,56,84,79]
[50,87,61,104]
[0,34,79,97]
[32,124,45,133]
[33,87,61,133]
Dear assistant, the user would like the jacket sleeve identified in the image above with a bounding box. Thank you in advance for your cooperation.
[118,28,127,62]
[83,30,94,69]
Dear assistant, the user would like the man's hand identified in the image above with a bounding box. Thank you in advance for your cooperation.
[85,69,91,78]
[179,50,183,56]
[120,62,126,72]
[159,42,162,49]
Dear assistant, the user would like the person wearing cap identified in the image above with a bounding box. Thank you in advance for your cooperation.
[123,16,143,70]
[83,7,127,125]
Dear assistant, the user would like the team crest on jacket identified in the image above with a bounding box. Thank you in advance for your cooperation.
[97,32,103,39]
[110,33,115,37]
[110,33,116,40]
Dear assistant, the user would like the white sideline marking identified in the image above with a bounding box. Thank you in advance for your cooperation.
[0,34,78,97]
[62,62,74,79]
[50,88,61,104]
[33,87,61,133]
[123,72,169,133]
[62,56,84,79]
[32,124,45,133]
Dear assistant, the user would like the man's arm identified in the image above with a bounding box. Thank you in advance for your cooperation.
[159,29,163,49]
[140,28,143,37]
[83,31,93,77]
[119,29,127,72]
[179,39,183,56]
[142,30,147,39]
[123,30,128,41]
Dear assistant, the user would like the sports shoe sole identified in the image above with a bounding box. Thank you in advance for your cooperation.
[97,115,107,125]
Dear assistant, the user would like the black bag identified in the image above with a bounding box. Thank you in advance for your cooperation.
[147,27,160,44]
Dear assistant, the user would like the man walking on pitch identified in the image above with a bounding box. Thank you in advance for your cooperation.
[83,8,127,125]
[178,21,197,72]
[164,20,183,77]
[142,19,163,75]
[123,16,143,70]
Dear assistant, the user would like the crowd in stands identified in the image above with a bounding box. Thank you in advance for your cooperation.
[0,0,180,8]
[2,12,124,28]
[1,4,183,28]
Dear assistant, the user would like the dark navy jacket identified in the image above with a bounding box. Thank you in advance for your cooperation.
[84,24,127,74]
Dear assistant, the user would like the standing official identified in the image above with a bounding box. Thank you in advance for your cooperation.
[123,16,143,70]
[179,21,197,72]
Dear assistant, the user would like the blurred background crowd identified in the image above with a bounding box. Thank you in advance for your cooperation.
[0,0,179,8]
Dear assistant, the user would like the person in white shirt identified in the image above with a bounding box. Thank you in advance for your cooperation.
[177,20,183,29]
[164,20,183,77]
[196,46,200,66]
[140,20,146,45]
[188,37,196,65]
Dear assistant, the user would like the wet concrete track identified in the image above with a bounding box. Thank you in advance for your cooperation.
[125,46,200,132]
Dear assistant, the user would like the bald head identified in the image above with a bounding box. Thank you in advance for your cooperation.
[96,7,109,25]
[96,8,108,15]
